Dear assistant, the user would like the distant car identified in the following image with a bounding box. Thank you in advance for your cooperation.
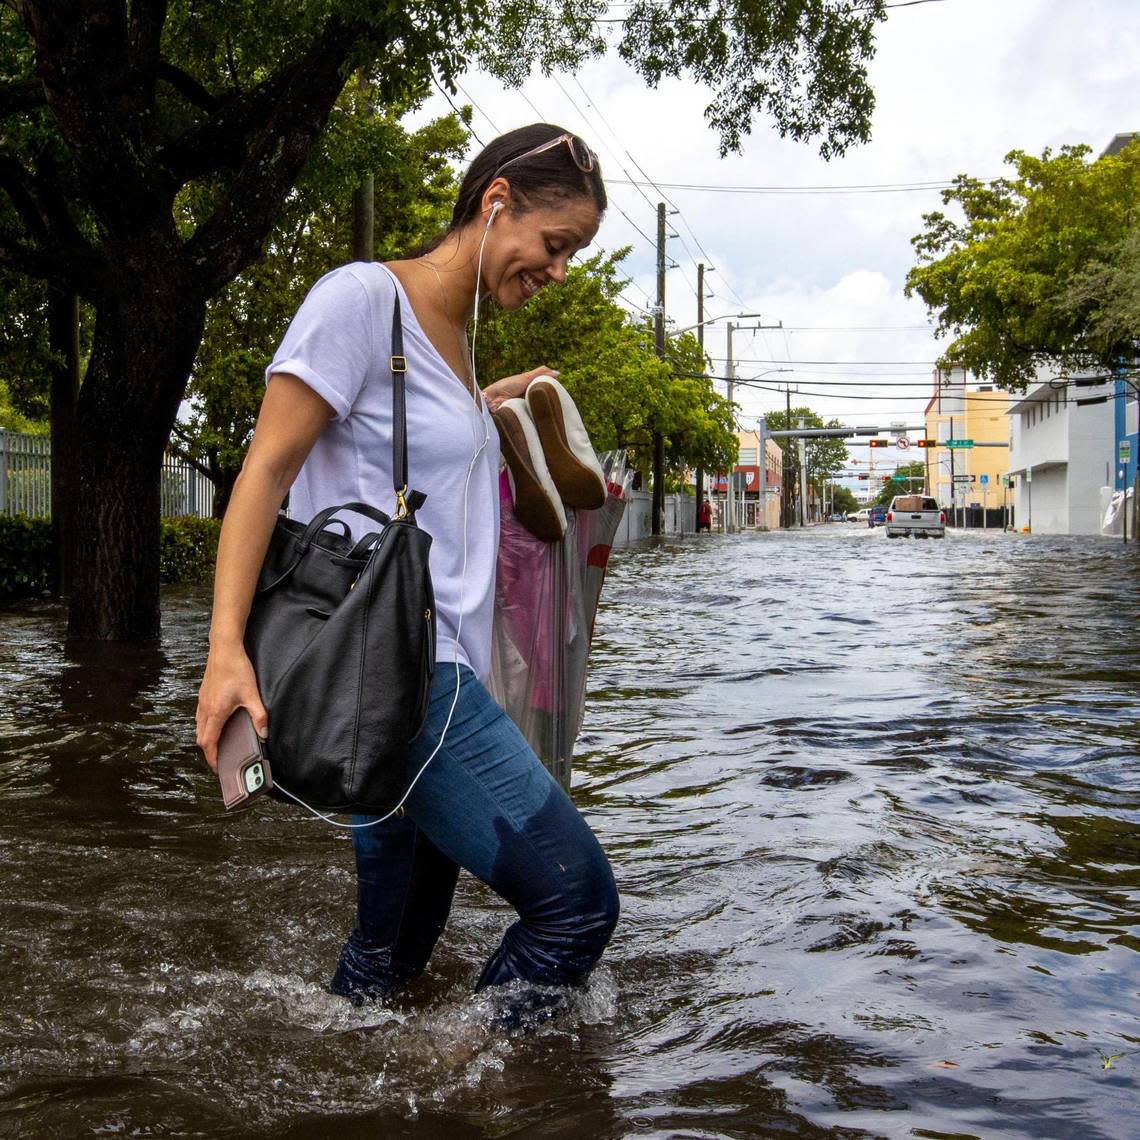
[867,507,887,528]
[849,509,870,524]
[885,494,946,539]
[828,512,846,522]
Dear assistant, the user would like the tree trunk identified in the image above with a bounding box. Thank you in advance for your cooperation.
[67,262,206,641]
[213,464,239,519]
[48,287,81,598]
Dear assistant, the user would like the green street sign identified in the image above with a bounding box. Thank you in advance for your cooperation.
[945,439,975,449]
[890,474,908,481]
[1121,439,1133,463]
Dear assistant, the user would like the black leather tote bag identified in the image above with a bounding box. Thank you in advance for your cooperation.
[244,294,436,815]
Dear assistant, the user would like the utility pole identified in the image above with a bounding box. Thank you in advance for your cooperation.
[798,417,807,526]
[652,202,666,535]
[949,414,956,529]
[695,262,705,533]
[783,383,793,527]
[757,416,769,531]
[709,312,782,533]
[726,321,736,532]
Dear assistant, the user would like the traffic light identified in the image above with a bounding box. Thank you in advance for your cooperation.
[915,439,935,448]
[857,474,869,480]
[868,439,889,448]
[881,475,890,482]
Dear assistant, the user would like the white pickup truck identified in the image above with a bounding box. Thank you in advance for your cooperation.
[885,494,946,539]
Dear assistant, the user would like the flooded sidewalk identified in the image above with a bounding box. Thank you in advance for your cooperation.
[1,527,1139,1139]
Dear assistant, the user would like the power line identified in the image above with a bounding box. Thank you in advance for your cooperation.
[432,75,484,148]
[781,324,935,332]
[546,73,692,301]
[454,79,500,135]
[710,356,942,365]
[727,377,1128,406]
[607,177,984,195]
[561,72,745,307]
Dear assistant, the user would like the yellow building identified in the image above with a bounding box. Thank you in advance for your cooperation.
[923,367,1010,517]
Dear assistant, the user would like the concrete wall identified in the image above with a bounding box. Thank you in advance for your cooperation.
[611,490,695,549]
[1015,465,1067,534]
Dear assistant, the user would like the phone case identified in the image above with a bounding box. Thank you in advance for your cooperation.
[216,708,273,810]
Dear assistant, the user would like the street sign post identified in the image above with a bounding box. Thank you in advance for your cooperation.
[952,474,975,482]
[1121,439,1133,464]
[979,474,989,485]
[946,439,975,449]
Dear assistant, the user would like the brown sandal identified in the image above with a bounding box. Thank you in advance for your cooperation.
[525,376,607,510]
[493,399,567,542]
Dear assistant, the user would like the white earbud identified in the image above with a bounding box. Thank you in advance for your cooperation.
[486,201,503,227]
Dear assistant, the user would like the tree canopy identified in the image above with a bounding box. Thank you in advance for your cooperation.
[872,459,923,506]
[906,141,1140,389]
[829,484,857,514]
[0,0,888,640]
[177,98,467,515]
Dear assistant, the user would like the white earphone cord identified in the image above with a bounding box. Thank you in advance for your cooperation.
[273,214,496,829]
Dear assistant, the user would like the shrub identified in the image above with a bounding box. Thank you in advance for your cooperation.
[0,514,55,599]
[160,516,221,585]
[0,514,219,599]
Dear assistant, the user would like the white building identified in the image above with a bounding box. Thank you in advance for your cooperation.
[1006,376,1115,534]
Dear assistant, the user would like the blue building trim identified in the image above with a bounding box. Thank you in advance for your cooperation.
[1115,376,1139,488]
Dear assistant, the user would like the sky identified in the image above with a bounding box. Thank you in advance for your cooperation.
[412,0,1137,486]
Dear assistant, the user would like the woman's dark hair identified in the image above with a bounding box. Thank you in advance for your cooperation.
[452,123,606,225]
[411,124,606,255]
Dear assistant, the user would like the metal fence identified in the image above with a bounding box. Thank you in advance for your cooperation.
[0,429,51,517]
[160,454,214,519]
[0,428,214,519]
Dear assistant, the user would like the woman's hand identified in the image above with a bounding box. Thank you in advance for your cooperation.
[483,365,559,412]
[195,644,269,771]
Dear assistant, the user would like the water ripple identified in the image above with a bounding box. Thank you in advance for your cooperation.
[1,533,1139,1137]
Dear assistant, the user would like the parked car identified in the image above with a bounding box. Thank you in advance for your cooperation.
[828,512,847,522]
[885,494,946,538]
[867,506,887,528]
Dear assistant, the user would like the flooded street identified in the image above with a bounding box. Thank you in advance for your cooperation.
[1,525,1139,1139]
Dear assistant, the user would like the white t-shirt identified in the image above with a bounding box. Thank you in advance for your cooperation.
[267,262,501,681]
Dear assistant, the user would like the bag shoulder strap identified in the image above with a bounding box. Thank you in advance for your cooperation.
[363,263,414,518]
[389,293,409,506]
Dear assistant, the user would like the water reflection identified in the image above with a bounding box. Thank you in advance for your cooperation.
[0,531,1138,1138]
[57,639,169,723]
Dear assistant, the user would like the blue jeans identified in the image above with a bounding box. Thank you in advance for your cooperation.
[330,664,619,1018]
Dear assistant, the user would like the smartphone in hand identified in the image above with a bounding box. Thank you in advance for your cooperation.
[216,708,272,810]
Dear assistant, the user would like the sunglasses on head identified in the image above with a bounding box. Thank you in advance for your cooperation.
[492,133,597,180]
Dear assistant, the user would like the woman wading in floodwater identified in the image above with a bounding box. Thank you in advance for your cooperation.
[196,125,619,1025]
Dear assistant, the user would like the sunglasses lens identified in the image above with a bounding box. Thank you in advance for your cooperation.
[568,137,594,172]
